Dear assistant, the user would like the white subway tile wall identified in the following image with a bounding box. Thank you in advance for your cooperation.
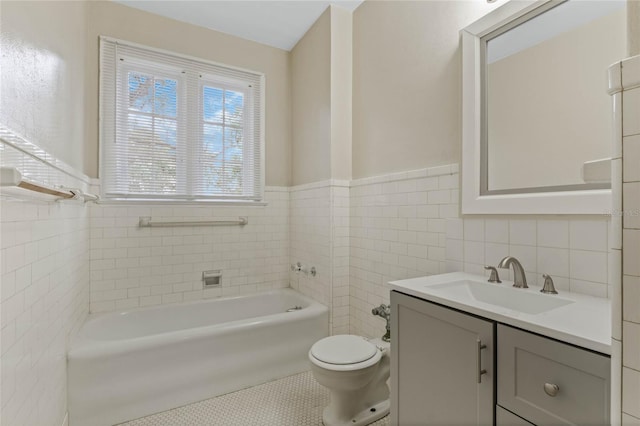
[349,165,459,338]
[88,188,289,313]
[1,198,89,425]
[289,184,331,317]
[289,182,350,335]
[330,185,350,335]
[350,165,612,338]
[621,55,640,424]
[611,71,624,426]
[447,217,611,298]
[1,130,91,426]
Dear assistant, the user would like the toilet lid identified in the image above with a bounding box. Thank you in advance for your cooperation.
[310,335,378,365]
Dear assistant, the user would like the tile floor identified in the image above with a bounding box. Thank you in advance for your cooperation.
[119,371,390,426]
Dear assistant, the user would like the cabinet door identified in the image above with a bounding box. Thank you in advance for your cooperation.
[391,291,495,426]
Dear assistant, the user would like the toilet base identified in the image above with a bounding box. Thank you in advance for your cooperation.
[322,399,390,426]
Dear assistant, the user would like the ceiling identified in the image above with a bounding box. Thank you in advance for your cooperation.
[114,0,364,51]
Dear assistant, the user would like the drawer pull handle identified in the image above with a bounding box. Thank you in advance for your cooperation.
[544,383,560,397]
[477,339,487,384]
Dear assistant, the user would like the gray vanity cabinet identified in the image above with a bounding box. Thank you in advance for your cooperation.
[390,291,495,426]
[391,290,611,426]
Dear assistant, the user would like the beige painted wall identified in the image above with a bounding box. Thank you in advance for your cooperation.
[487,9,626,191]
[630,0,640,56]
[330,6,353,181]
[0,1,87,172]
[85,1,292,186]
[291,5,353,186]
[352,0,502,180]
[291,8,331,186]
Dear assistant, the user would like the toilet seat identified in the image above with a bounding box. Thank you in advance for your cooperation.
[309,335,382,372]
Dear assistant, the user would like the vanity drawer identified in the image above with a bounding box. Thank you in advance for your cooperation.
[497,325,610,426]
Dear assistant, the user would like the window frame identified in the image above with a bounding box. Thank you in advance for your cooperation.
[99,36,265,204]
[117,58,186,197]
[197,75,253,199]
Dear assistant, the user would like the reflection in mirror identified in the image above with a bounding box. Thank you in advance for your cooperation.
[482,0,626,194]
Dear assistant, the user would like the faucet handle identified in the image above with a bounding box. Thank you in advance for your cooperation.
[484,266,502,283]
[541,274,558,294]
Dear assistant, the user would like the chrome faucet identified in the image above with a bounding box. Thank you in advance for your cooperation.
[497,256,528,288]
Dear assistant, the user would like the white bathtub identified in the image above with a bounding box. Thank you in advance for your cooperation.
[67,288,328,426]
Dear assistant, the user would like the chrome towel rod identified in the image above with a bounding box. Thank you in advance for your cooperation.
[138,216,248,228]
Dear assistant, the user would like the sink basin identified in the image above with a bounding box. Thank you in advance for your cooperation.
[429,280,574,314]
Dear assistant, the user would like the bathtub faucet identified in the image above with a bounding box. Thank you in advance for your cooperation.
[290,262,317,277]
[371,304,391,342]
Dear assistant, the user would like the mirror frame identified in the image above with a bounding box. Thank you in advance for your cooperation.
[461,0,612,215]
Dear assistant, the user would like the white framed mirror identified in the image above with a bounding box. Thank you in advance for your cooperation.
[461,0,625,214]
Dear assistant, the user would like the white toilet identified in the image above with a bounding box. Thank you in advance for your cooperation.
[309,334,390,426]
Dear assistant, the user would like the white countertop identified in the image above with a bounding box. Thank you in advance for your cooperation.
[389,272,611,355]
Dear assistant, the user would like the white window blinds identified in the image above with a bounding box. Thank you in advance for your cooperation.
[100,37,264,201]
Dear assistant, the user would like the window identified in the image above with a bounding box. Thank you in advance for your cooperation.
[100,37,264,201]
